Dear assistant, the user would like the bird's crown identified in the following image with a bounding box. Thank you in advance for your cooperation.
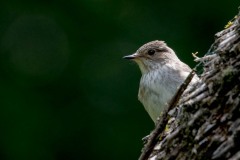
[137,40,167,53]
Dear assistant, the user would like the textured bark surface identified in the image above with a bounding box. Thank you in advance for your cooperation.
[140,7,240,160]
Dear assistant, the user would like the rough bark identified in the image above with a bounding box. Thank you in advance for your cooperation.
[139,7,240,160]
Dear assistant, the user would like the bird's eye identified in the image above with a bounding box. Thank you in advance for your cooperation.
[147,49,155,55]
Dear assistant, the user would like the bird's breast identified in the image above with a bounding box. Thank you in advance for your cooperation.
[138,70,177,122]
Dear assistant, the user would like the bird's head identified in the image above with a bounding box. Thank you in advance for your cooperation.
[123,40,180,74]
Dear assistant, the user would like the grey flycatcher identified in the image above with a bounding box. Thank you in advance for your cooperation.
[123,40,198,123]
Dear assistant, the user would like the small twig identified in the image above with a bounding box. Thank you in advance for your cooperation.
[138,70,196,160]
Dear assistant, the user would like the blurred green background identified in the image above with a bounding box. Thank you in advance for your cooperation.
[0,1,238,160]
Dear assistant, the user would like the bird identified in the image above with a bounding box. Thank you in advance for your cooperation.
[123,40,198,123]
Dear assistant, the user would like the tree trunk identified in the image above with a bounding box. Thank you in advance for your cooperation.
[139,7,240,160]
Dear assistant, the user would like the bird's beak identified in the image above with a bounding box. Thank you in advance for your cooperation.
[123,53,139,60]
